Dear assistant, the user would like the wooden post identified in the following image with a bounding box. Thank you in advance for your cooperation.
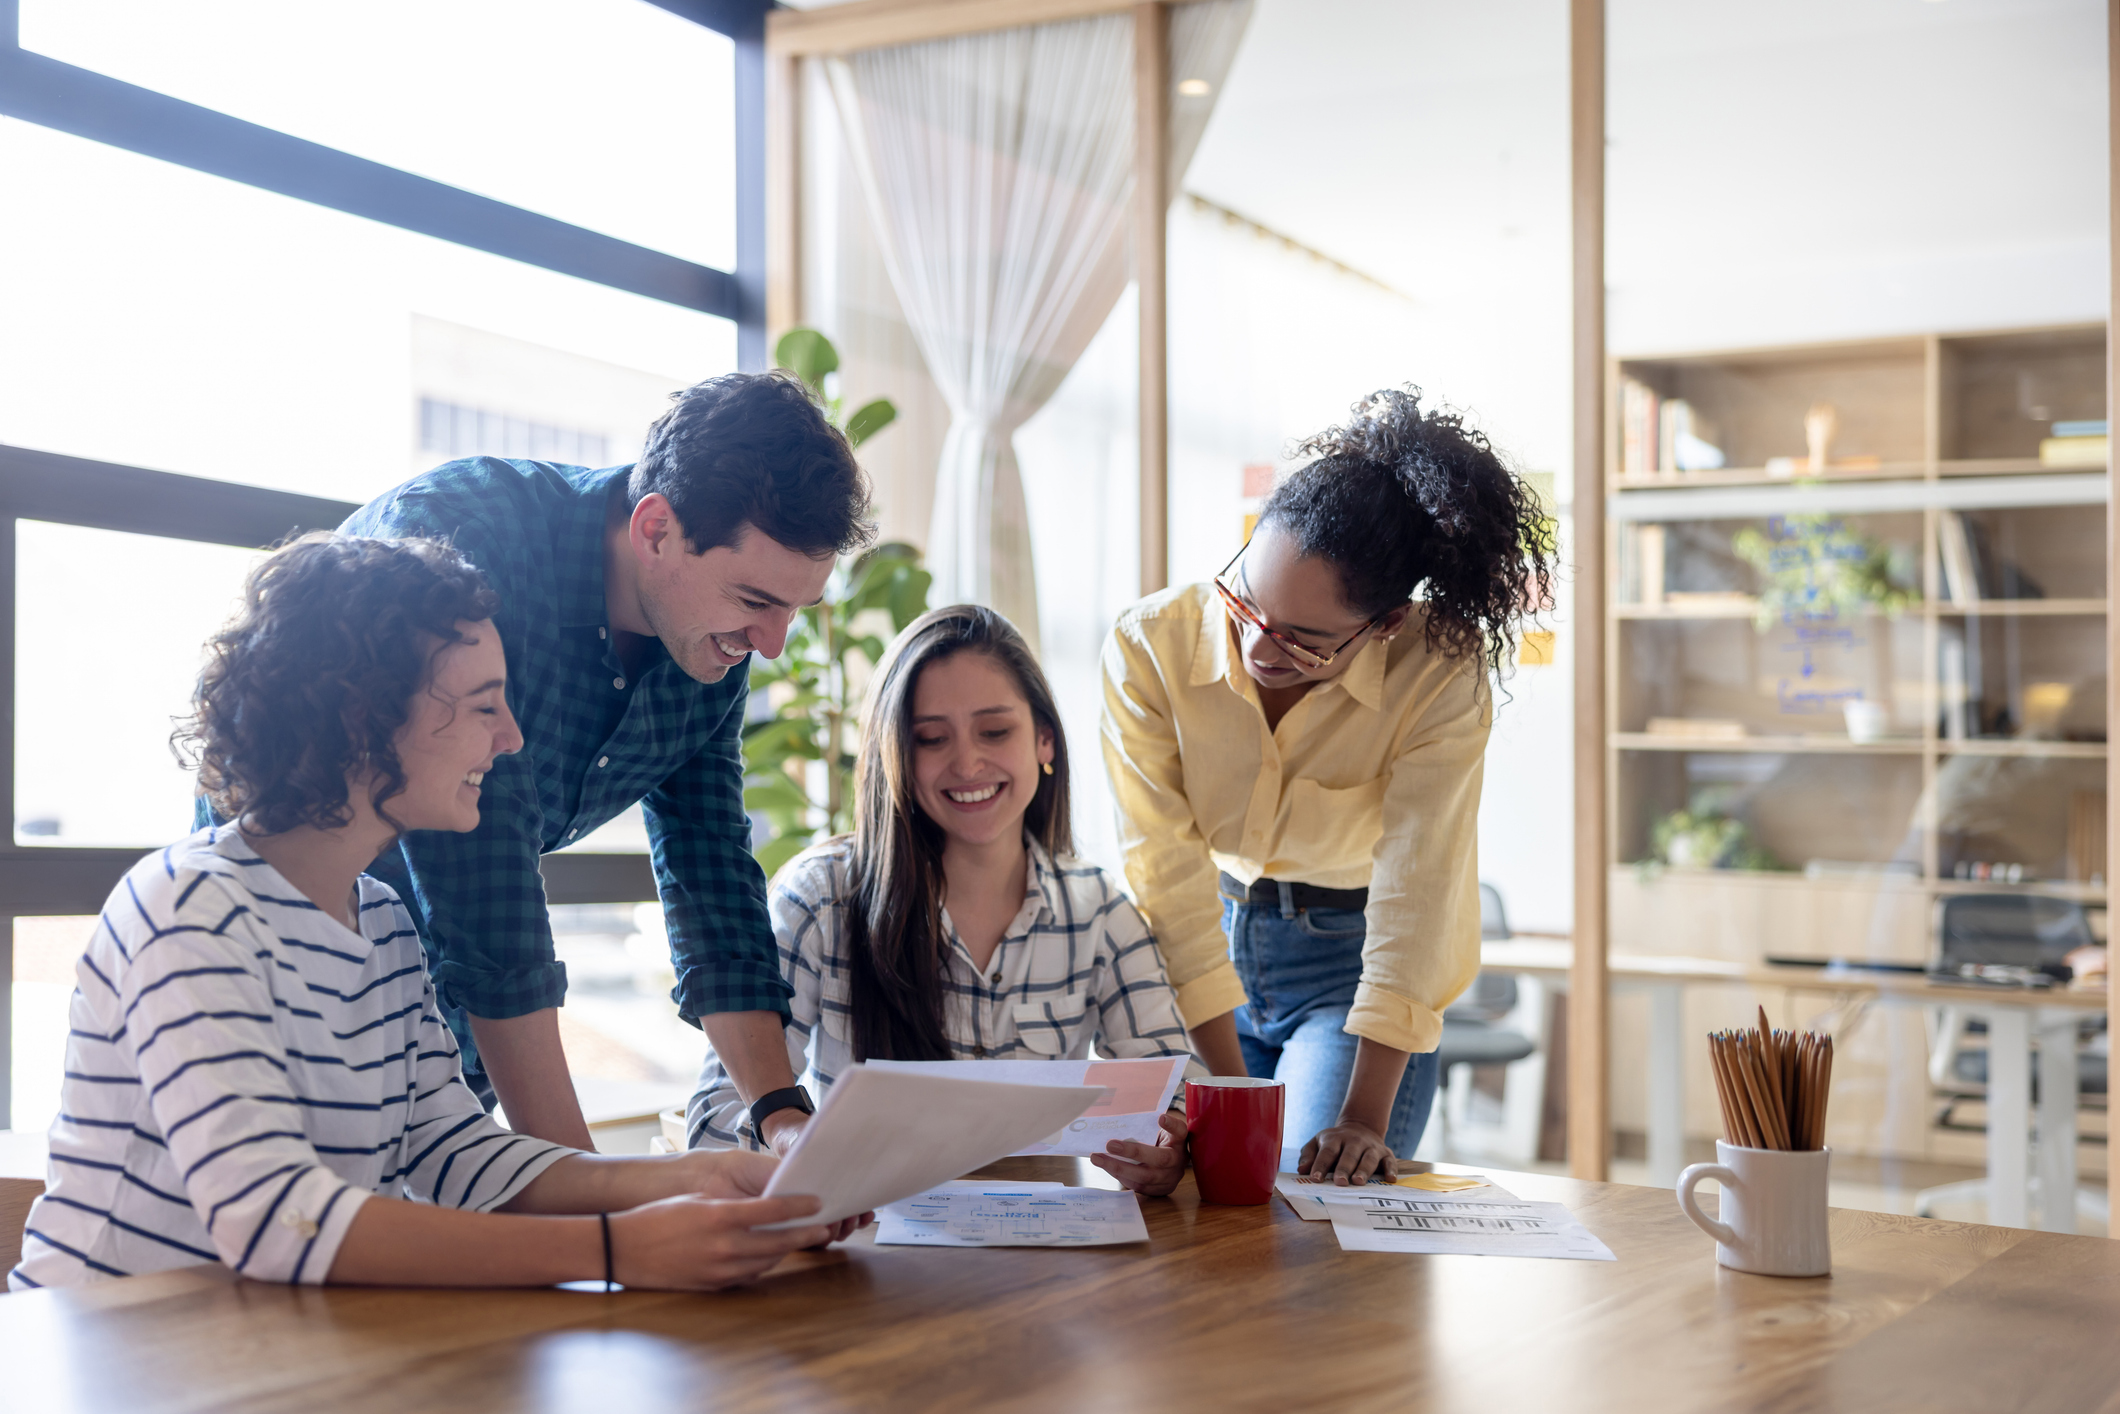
[765,48,802,348]
[2106,0,2118,1234]
[1568,0,1610,1183]
[1135,1,1170,597]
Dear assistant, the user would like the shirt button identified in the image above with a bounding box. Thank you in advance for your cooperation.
[566,829,578,840]
[597,757,609,768]
[990,971,1002,985]
[972,1045,986,1058]
[613,677,626,690]
[598,627,607,640]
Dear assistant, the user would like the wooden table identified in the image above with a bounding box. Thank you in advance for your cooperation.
[6,1158,2119,1413]
[1481,939,2110,1228]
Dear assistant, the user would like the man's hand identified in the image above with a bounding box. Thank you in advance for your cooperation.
[758,1108,810,1158]
[608,1192,833,1290]
[1090,1112,1189,1197]
[1298,1120,1398,1186]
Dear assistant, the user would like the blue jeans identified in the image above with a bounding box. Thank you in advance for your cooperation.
[1224,894,1440,1159]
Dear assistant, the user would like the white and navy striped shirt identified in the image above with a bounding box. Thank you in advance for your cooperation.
[689,838,1201,1148]
[9,826,572,1290]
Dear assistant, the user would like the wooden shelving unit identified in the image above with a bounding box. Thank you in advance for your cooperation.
[1607,323,2109,964]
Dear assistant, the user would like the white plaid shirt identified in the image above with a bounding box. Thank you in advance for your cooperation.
[688,837,1200,1149]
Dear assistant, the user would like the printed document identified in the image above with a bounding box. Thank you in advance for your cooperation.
[865,1056,1186,1156]
[760,1065,1101,1227]
[875,1184,1150,1247]
[1276,1172,1518,1222]
[1319,1190,1616,1261]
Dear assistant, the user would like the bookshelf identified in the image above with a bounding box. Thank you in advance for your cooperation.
[1606,324,2109,970]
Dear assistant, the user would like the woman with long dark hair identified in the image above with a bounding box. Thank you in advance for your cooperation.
[689,605,1197,1196]
[1101,387,1554,1185]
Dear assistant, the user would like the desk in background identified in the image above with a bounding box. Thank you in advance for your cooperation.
[3,1158,2117,1413]
[1480,940,2109,1230]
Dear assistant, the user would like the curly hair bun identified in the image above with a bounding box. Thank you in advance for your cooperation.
[1259,386,1555,675]
[175,533,501,836]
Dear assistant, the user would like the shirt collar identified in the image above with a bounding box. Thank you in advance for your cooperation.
[1335,634,1388,711]
[1024,837,1063,923]
[1187,588,1386,712]
[556,464,631,630]
[1189,593,1238,689]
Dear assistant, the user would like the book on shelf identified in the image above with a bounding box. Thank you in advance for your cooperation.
[1621,380,1658,477]
[2039,434,2107,468]
[1937,510,1981,607]
[1617,523,1668,605]
[1620,381,1722,475]
[2066,791,2107,885]
[1644,717,1747,742]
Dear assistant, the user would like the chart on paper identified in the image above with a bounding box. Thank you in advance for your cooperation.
[1321,1193,1617,1260]
[875,1184,1150,1247]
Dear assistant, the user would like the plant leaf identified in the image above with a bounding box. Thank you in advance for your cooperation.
[844,397,897,448]
[773,328,839,392]
[754,830,817,878]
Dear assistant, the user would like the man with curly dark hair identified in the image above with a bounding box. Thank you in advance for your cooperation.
[1101,386,1554,1186]
[234,371,877,1152]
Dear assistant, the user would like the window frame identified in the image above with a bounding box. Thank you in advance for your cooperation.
[0,0,760,1123]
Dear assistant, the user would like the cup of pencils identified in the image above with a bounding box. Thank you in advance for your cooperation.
[1676,1008,1834,1277]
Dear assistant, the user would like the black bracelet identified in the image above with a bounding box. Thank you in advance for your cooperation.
[599,1211,614,1292]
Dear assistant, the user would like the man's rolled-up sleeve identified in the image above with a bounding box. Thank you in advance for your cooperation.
[644,677,792,1026]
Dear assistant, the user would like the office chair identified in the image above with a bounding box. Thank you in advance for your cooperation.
[1917,894,2108,1226]
[1428,884,1540,1158]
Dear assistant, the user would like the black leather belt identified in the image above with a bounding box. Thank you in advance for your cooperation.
[1218,872,1369,912]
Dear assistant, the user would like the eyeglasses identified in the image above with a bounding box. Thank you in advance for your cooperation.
[1211,543,1380,672]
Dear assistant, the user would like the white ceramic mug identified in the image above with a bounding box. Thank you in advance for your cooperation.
[1676,1143,1831,1277]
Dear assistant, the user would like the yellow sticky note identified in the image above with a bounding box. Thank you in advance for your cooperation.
[1396,1173,1488,1192]
[1518,630,1556,666]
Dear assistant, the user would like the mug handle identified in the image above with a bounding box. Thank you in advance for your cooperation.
[1677,1162,1739,1247]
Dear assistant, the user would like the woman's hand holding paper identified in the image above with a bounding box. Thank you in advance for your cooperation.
[610,1190,836,1289]
[1091,1111,1189,1196]
[678,1146,869,1243]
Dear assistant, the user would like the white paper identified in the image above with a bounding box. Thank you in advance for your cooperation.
[864,1056,1185,1156]
[759,1065,1101,1227]
[874,1184,1150,1247]
[1275,1172,1519,1221]
[1321,1193,1616,1261]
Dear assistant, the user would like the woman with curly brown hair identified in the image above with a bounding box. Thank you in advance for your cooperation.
[11,533,853,1292]
[1101,388,1554,1186]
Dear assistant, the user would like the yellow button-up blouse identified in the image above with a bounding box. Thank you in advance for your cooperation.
[1099,582,1490,1054]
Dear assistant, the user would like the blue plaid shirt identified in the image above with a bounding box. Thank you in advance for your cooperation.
[339,458,789,1083]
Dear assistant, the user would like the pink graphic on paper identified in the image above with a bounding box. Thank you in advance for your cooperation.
[1081,1060,1171,1118]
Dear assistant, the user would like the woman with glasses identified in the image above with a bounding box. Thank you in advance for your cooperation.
[1101,388,1553,1184]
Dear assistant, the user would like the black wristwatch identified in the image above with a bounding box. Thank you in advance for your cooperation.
[747,1085,815,1146]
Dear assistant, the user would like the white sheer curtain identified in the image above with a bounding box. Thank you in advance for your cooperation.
[827,2,1249,650]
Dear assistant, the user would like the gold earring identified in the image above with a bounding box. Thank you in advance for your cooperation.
[1042,762,1054,776]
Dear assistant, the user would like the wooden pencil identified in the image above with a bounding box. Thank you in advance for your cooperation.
[1713,1036,1754,1148]
[1738,1035,1789,1150]
[1695,1038,1729,1153]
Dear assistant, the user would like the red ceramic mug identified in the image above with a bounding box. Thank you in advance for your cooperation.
[1186,1076,1285,1205]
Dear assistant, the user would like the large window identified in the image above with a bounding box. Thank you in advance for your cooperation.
[0,0,767,1126]
[19,0,739,269]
